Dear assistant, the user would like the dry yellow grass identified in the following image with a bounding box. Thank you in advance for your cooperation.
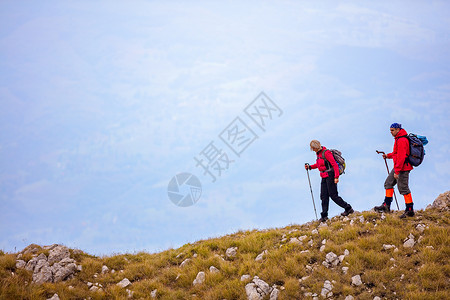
[1,207,449,299]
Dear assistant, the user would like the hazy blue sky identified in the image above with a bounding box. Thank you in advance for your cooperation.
[1,1,449,255]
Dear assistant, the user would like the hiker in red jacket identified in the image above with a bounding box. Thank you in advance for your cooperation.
[305,140,353,222]
[374,123,415,218]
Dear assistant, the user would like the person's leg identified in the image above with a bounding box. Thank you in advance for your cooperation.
[320,178,330,221]
[375,169,396,212]
[326,175,353,215]
[398,171,414,218]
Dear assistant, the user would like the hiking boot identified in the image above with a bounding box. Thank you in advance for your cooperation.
[400,203,414,218]
[399,210,415,218]
[319,216,328,222]
[341,206,354,216]
[374,203,390,213]
[374,197,392,213]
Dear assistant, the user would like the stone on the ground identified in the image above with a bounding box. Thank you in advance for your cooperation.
[117,278,131,288]
[101,265,109,274]
[150,289,157,298]
[321,280,333,297]
[255,250,268,261]
[193,271,206,285]
[426,191,450,210]
[351,275,362,286]
[180,258,191,267]
[403,236,415,248]
[241,274,252,281]
[270,287,279,300]
[245,277,272,300]
[47,294,60,300]
[226,247,238,258]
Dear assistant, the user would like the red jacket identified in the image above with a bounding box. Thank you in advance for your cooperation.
[310,147,340,178]
[386,128,413,174]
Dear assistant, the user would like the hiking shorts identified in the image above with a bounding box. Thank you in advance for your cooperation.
[384,169,411,195]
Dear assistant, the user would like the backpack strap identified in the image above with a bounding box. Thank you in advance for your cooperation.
[321,150,333,172]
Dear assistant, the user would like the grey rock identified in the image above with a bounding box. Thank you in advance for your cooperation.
[117,278,131,288]
[289,238,302,245]
[33,263,53,284]
[241,274,252,282]
[47,293,60,300]
[21,244,41,255]
[345,296,354,300]
[383,244,396,250]
[253,277,272,296]
[180,258,191,267]
[321,280,333,297]
[209,266,220,273]
[193,271,206,285]
[90,286,101,292]
[426,191,450,210]
[255,250,268,262]
[48,245,70,265]
[245,277,273,300]
[351,275,362,286]
[150,289,157,298]
[373,297,381,300]
[53,262,77,282]
[245,283,262,300]
[416,224,426,233]
[299,276,309,282]
[342,267,349,274]
[16,260,26,269]
[403,238,415,248]
[226,247,238,258]
[59,257,75,265]
[323,252,340,268]
[270,287,279,300]
[43,244,59,251]
[101,265,109,274]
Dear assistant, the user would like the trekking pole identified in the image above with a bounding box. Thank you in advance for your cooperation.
[376,151,400,210]
[305,164,318,220]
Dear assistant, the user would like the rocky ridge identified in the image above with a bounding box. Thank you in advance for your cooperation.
[3,191,449,299]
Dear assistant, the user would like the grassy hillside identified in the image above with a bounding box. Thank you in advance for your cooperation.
[1,198,449,300]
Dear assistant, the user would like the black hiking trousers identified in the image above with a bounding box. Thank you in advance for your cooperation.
[320,172,350,217]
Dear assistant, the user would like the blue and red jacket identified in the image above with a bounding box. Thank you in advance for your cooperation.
[386,128,413,174]
[310,146,340,179]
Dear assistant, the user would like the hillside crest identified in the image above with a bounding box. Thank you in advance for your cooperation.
[1,191,449,299]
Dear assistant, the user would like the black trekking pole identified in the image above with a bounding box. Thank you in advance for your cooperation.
[305,164,318,220]
[376,151,400,210]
